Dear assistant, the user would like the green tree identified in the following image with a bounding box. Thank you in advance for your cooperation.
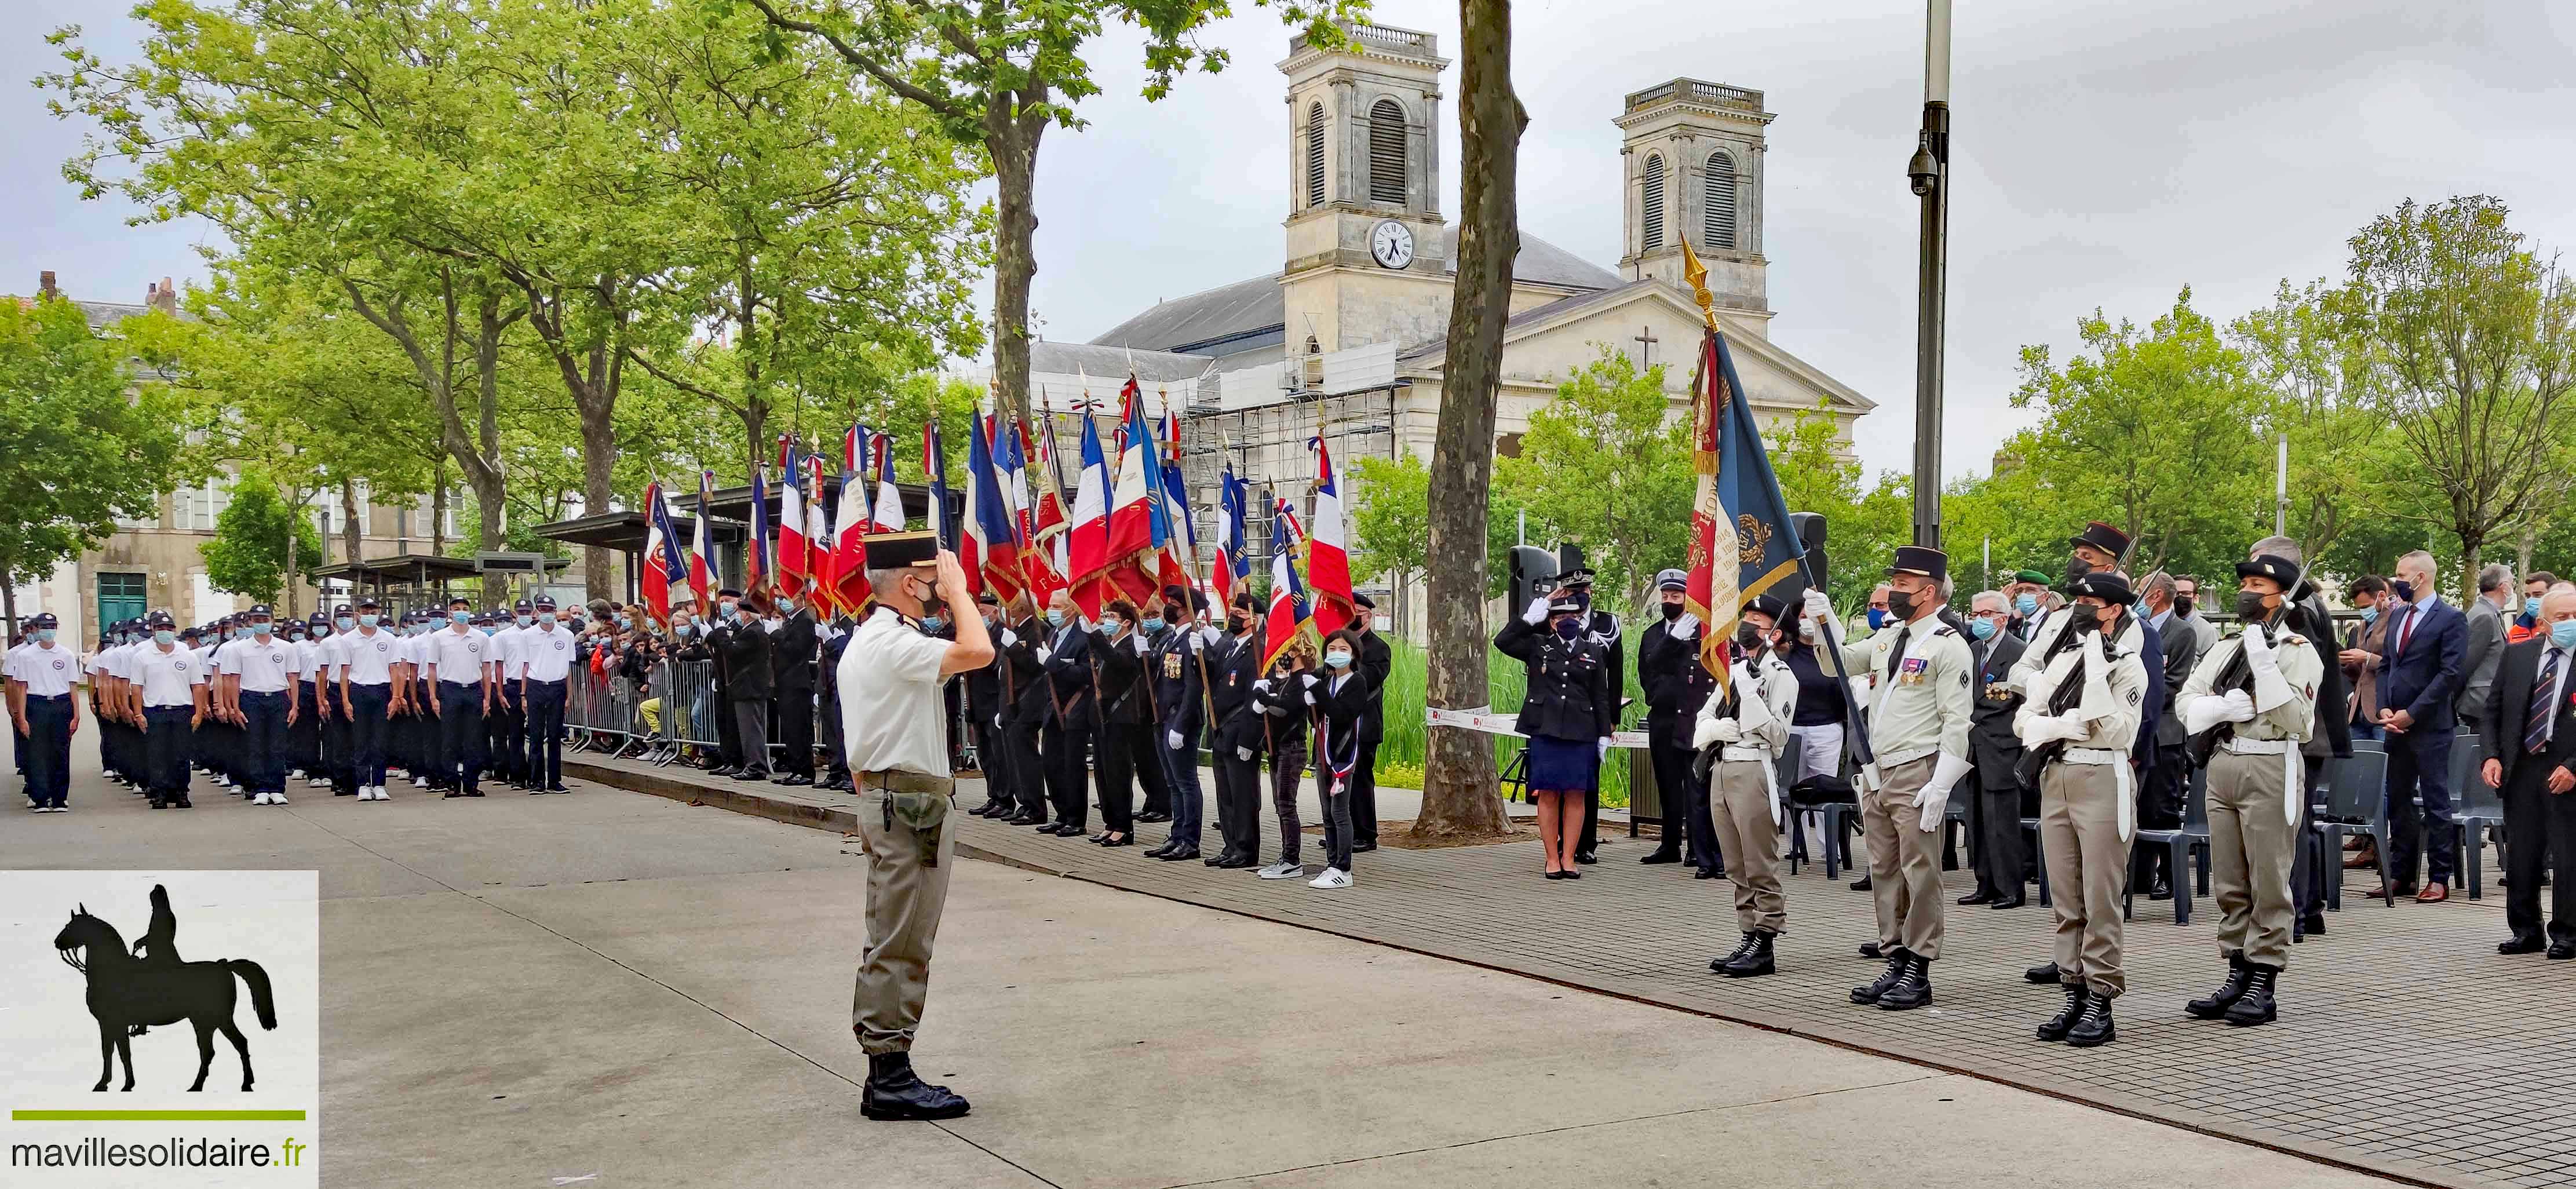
[1764,400,1911,610]
[0,295,187,629]
[1494,348,1692,610]
[1348,452,1428,630]
[2229,279,2391,570]
[2333,195,2576,598]
[200,473,325,607]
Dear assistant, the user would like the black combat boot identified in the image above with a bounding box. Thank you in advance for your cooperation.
[2066,991,2116,1047]
[2223,964,2279,1027]
[2185,951,2253,1020]
[860,1052,971,1121]
[1721,931,1777,979]
[2024,960,2061,984]
[2035,983,2087,1042]
[1876,951,1932,1011]
[1710,932,1759,974]
[1852,950,1909,1004]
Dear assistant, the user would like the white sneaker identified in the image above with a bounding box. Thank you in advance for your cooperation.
[1256,861,1305,880]
[412,776,428,788]
[369,786,386,801]
[288,768,305,779]
[269,793,289,805]
[1309,867,1351,889]
[309,777,330,787]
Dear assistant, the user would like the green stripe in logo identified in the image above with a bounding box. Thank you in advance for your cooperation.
[12,1110,308,1122]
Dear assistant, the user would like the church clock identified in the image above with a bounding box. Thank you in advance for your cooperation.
[1369,220,1415,269]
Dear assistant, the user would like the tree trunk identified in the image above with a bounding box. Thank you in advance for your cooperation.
[432,461,449,555]
[578,336,622,604]
[2518,521,2539,588]
[340,477,362,568]
[986,109,1045,433]
[474,294,510,606]
[1413,0,1526,842]
[2,563,17,641]
[281,490,304,621]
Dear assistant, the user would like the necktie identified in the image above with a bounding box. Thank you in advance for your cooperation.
[1884,626,1913,683]
[2528,648,2562,754]
[2395,604,2418,655]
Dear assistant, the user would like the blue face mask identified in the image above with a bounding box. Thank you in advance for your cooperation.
[1969,617,1995,641]
[675,623,693,638]
[450,611,470,626]
[1865,608,1888,630]
[922,617,946,633]
[1047,610,1067,628]
[2555,621,2576,651]
[154,630,176,646]
[516,614,532,628]
[618,616,632,630]
[251,622,272,637]
[2528,597,2544,621]
[480,626,497,636]
[2360,606,2379,626]
[359,613,377,628]
[36,628,56,645]
[1325,650,1353,669]
[338,615,357,630]
[2013,593,2038,616]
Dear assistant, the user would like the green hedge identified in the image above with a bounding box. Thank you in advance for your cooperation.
[1375,629,1650,808]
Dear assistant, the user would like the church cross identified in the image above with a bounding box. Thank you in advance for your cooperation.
[1633,325,1659,367]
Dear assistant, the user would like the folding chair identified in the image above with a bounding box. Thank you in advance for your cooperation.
[2450,733,2500,900]
[2309,749,2393,910]
[2126,767,2210,925]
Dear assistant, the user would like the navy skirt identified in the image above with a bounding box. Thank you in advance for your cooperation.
[1523,735,1598,792]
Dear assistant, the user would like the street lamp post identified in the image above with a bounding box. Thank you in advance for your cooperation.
[1907,0,1953,550]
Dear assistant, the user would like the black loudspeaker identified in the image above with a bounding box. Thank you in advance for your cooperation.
[1509,546,1560,612]
[1770,511,1827,609]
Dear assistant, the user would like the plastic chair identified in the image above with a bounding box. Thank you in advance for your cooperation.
[2020,809,2050,907]
[2309,750,2393,910]
[2125,767,2210,925]
[2451,733,2501,900]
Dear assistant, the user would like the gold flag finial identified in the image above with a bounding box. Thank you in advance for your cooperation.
[1679,238,1718,331]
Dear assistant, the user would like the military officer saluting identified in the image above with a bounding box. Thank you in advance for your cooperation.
[1803,545,1975,1011]
[2176,550,2322,1027]
[2014,572,2149,1046]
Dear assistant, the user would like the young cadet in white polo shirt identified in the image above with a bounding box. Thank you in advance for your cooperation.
[425,594,492,797]
[336,597,402,801]
[516,596,575,793]
[217,604,304,806]
[487,600,532,789]
[87,621,138,793]
[129,611,208,809]
[8,612,82,812]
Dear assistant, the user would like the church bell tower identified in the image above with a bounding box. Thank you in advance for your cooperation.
[1618,78,1771,325]
[1278,23,1450,355]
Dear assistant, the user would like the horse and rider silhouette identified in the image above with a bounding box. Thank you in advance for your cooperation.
[52,885,278,1093]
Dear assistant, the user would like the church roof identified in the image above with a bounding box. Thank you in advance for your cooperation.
[1082,230,1620,356]
[1028,341,1219,384]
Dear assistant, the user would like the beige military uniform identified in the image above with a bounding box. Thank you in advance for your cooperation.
[1838,614,1975,961]
[2176,623,2322,968]
[2009,604,2147,695]
[1692,651,1796,935]
[2015,631,2148,998]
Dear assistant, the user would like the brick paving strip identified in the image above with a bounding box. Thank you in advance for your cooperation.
[567,752,2564,1189]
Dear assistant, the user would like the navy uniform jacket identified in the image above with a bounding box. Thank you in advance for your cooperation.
[1040,622,1099,732]
[1353,630,1392,745]
[1636,616,1717,729]
[1495,617,1616,743]
[771,609,818,694]
[1001,617,1050,727]
[1094,628,1151,727]
[1148,625,1207,742]
[1206,634,1263,756]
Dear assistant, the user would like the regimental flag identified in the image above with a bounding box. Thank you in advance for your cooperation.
[1066,413,1114,618]
[1158,408,1196,597]
[805,453,834,613]
[1305,435,1356,637]
[1262,497,1318,673]
[966,413,1020,601]
[1214,458,1250,608]
[1002,414,1060,603]
[1681,239,1809,684]
[778,440,809,600]
[845,422,869,477]
[746,466,772,594]
[1103,377,1166,605]
[923,423,954,552]
[831,435,873,612]
[642,480,684,625]
[689,471,716,610]
[870,438,905,536]
[1031,417,1069,573]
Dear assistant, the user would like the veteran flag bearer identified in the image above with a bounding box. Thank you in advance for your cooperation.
[835,531,992,1121]
[2014,572,2148,1046]
[1692,594,1797,976]
[2175,550,2322,1027]
[1803,545,1975,1011]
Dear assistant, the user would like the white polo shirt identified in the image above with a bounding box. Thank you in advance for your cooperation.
[218,634,302,693]
[425,626,489,685]
[7,641,81,696]
[131,643,206,707]
[336,627,400,686]
[519,624,576,682]
[836,607,955,778]
[89,642,129,685]
[490,625,528,682]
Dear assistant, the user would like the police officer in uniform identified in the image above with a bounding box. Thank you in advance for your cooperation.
[1144,586,1212,861]
[2015,572,2148,1046]
[1204,593,1265,867]
[2176,552,2322,1026]
[1637,569,1718,870]
[1557,567,1622,865]
[1803,545,1975,1011]
[7,612,80,812]
[1694,596,1796,975]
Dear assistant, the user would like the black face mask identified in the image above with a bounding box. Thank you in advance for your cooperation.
[2064,554,2093,585]
[2173,594,2194,618]
[2391,579,2416,603]
[1225,614,1247,634]
[2236,591,2274,623]
[1886,589,1917,621]
[1661,602,1685,621]
[1736,623,1762,650]
[2071,606,2103,634]
[1163,606,1184,625]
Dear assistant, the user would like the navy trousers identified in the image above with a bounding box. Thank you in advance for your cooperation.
[523,679,566,789]
[23,695,73,808]
[143,706,194,804]
[437,681,486,792]
[1158,729,1204,848]
[348,683,393,787]
[2385,727,2458,888]
[239,689,290,796]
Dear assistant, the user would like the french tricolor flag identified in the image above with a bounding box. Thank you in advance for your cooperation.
[642,480,684,625]
[871,437,905,535]
[1262,498,1316,673]
[1066,413,1113,619]
[777,440,809,600]
[1213,459,1249,609]
[688,471,716,610]
[1305,435,1356,636]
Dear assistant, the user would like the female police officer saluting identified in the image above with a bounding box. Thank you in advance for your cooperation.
[1495,591,1618,880]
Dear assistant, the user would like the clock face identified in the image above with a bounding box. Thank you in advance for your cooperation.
[1370,220,1415,269]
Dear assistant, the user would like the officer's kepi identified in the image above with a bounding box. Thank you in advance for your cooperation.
[867,530,939,570]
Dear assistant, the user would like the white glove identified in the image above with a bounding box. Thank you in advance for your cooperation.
[1198,626,1221,647]
[1799,616,1818,641]
[2242,625,2278,673]
[1132,633,1150,656]
[1166,728,1185,750]
[2084,627,2108,663]
[1695,717,1743,748]
[1253,679,1272,695]
[1917,752,1972,833]
[999,627,1018,647]
[1236,745,1254,761]
[1523,596,1549,626]
[1596,736,1613,760]
[1299,673,1319,690]
[2220,689,2257,723]
[2181,694,2230,736]
[993,714,1003,729]
[1802,588,1832,625]
[1672,612,1700,639]
[1035,646,1052,665]
[2026,714,2087,745]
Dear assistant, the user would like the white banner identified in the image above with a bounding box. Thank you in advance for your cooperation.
[1427,705,1651,749]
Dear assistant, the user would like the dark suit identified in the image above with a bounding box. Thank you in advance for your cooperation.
[2379,596,2468,888]
[705,619,742,768]
[1965,629,2029,898]
[771,610,819,777]
[2480,636,2576,943]
[820,626,853,784]
[2461,597,2506,728]
[1349,630,1393,848]
[717,618,773,775]
[1040,622,1098,829]
[1093,629,1148,834]
[998,617,1050,820]
[1205,632,1263,860]
[1637,615,1719,870]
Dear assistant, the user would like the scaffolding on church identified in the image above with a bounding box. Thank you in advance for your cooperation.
[1178,381,1401,583]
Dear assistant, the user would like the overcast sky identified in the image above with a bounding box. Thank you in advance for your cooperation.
[12,0,2575,480]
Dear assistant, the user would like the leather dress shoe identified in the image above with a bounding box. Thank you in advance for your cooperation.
[1352,841,1378,854]
[708,765,739,778]
[1144,841,1176,859]
[2025,961,2061,984]
[1858,942,1884,960]
[1005,813,1044,826]
[1640,850,1683,865]
[2552,942,2576,961]
[2361,883,2416,899]
[2147,876,2172,901]
[2500,934,2545,955]
[1574,852,1599,866]
[1849,876,1873,891]
[1159,847,1202,862]
[1040,823,1080,836]
[1987,895,2026,910]
[1692,869,1722,880]
[1957,889,1999,906]
[1134,811,1171,823]
[1214,855,1260,869]
[779,774,814,787]
[2343,848,2380,870]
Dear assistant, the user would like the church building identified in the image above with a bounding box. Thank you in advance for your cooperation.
[1025,21,1873,624]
